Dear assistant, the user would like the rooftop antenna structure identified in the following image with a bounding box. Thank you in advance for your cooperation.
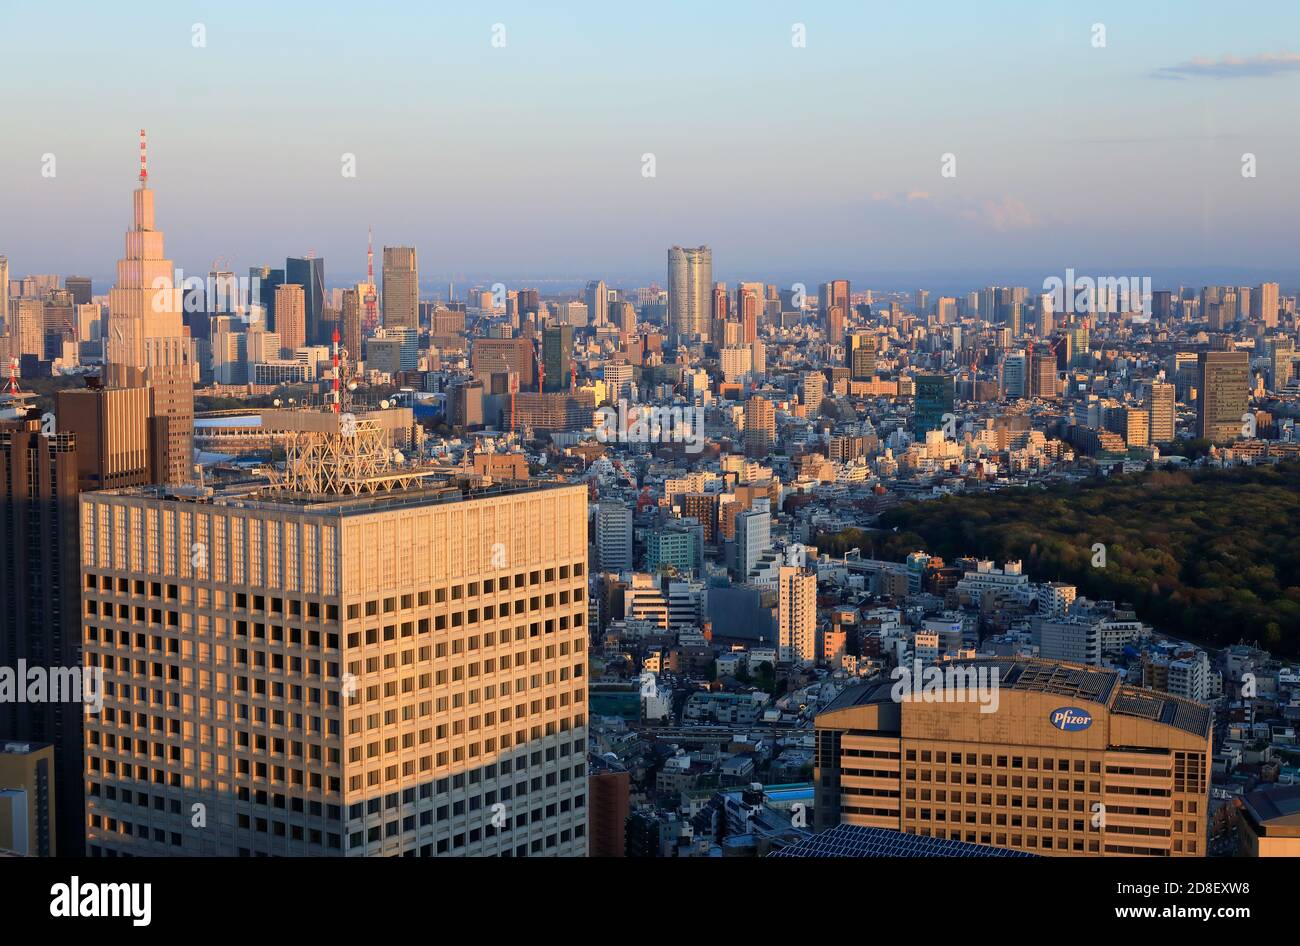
[331,322,342,413]
[138,128,148,186]
[3,357,20,395]
[363,226,379,335]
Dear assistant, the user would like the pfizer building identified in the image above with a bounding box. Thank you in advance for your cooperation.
[814,658,1212,856]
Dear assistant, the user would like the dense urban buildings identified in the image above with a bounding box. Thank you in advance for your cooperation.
[2,57,1297,875]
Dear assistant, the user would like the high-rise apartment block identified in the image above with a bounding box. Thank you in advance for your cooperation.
[777,566,817,665]
[1146,381,1175,444]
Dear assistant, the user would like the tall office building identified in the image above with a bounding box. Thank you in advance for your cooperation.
[1253,282,1280,329]
[15,300,44,357]
[0,255,9,334]
[0,417,83,855]
[80,428,589,856]
[743,396,775,457]
[1029,345,1058,400]
[1002,352,1026,399]
[821,280,850,347]
[734,499,771,584]
[1146,381,1175,443]
[667,246,712,342]
[913,374,954,438]
[1197,350,1250,443]
[250,266,286,332]
[848,334,878,381]
[340,288,363,366]
[286,257,325,344]
[814,658,1212,856]
[542,325,573,393]
[57,381,153,491]
[382,247,419,330]
[584,280,608,327]
[65,276,92,307]
[595,500,633,573]
[777,566,817,665]
[104,132,195,487]
[276,284,307,357]
[803,371,825,414]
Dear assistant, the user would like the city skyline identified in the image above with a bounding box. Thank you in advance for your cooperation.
[3,2,1300,283]
[1,1,1297,892]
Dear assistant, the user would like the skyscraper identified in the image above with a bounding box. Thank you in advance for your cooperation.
[0,256,9,334]
[1253,282,1280,329]
[249,266,286,332]
[286,256,325,344]
[340,288,363,366]
[596,499,633,573]
[778,565,817,665]
[80,433,590,857]
[276,284,307,357]
[913,374,954,438]
[848,334,878,381]
[104,131,194,486]
[743,395,775,457]
[1197,350,1250,442]
[820,279,850,347]
[1147,381,1176,443]
[584,280,608,327]
[382,246,419,330]
[57,381,153,491]
[65,276,92,307]
[0,417,83,854]
[542,325,573,393]
[667,246,711,342]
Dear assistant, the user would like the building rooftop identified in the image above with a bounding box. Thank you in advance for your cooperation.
[768,822,1035,858]
[821,657,1212,738]
[1240,785,1300,836]
[92,478,577,518]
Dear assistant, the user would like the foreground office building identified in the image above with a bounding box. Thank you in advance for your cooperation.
[80,421,588,856]
[814,659,1211,856]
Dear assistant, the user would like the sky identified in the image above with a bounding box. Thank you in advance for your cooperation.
[2,0,1300,292]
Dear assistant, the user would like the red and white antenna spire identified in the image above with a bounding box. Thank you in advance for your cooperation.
[139,128,148,185]
[331,323,341,413]
[362,225,379,334]
[3,357,20,395]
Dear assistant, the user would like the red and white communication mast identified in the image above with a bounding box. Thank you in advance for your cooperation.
[362,226,379,334]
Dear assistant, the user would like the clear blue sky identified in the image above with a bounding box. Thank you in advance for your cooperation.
[2,0,1299,289]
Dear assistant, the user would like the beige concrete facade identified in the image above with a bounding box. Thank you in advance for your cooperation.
[815,659,1212,856]
[80,481,589,856]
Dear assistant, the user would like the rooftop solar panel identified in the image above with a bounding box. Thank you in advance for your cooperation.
[768,823,1037,858]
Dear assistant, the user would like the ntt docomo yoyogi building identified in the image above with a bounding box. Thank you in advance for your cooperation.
[814,658,1212,856]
